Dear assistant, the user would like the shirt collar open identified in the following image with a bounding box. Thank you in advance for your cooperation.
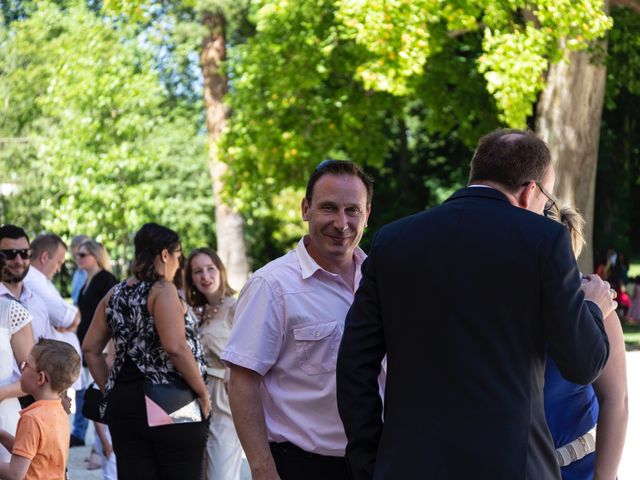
[296,236,366,280]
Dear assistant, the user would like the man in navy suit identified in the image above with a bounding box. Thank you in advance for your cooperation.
[336,129,617,479]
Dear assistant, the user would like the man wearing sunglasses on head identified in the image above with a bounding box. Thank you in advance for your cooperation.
[0,225,55,408]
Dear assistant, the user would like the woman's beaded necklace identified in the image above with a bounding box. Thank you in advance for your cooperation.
[202,297,225,324]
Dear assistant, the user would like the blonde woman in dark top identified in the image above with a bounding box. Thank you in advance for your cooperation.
[76,240,117,347]
[72,240,118,464]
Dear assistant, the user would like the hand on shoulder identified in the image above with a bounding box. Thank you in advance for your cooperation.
[581,274,618,318]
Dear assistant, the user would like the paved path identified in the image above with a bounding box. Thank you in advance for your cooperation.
[67,428,251,479]
[68,352,640,479]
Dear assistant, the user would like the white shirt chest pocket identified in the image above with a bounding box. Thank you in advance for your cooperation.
[292,321,340,375]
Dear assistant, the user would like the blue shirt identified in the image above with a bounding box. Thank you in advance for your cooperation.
[544,356,599,480]
[70,268,87,304]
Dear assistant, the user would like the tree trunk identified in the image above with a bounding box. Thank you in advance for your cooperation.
[536,44,607,274]
[201,10,250,290]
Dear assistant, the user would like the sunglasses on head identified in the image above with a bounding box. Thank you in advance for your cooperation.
[0,248,32,260]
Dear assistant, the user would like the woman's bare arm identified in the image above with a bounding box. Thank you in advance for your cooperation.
[0,323,35,401]
[592,311,628,480]
[149,281,211,417]
[10,322,33,365]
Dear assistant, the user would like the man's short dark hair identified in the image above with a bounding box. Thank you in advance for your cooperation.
[30,234,67,260]
[468,129,551,192]
[0,224,30,244]
[305,160,374,204]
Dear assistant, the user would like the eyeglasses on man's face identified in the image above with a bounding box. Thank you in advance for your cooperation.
[0,248,32,260]
[534,182,558,217]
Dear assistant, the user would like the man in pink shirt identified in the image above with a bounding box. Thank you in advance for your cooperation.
[222,160,373,480]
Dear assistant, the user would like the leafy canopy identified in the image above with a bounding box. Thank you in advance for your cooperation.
[221,0,611,208]
[0,1,215,260]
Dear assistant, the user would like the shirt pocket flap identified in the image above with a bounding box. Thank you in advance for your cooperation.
[293,321,337,341]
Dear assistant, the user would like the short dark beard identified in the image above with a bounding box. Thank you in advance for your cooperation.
[1,264,28,283]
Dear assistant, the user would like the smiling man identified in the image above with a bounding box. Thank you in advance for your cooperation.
[222,160,373,480]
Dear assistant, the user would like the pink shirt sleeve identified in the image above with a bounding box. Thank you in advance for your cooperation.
[221,276,284,376]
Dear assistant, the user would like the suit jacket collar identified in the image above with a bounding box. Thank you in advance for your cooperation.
[446,186,512,205]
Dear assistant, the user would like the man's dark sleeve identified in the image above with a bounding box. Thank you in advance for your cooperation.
[542,228,609,384]
[337,238,386,480]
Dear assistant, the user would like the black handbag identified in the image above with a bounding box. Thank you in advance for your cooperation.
[82,383,106,423]
[143,378,202,427]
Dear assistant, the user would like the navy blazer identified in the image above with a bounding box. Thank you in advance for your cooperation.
[336,187,609,480]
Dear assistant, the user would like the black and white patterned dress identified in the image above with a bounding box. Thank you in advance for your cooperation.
[103,280,206,402]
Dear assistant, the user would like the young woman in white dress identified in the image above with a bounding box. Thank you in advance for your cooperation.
[184,248,243,480]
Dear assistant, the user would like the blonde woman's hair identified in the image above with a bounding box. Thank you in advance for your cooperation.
[547,205,586,258]
[79,240,112,272]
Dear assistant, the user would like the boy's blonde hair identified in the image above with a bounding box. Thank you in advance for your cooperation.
[31,339,81,394]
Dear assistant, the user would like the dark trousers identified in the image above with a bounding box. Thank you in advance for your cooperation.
[270,442,350,480]
[107,379,208,480]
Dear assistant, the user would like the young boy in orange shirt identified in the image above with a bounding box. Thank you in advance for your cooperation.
[0,339,80,480]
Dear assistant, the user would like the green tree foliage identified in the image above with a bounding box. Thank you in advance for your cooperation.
[605,5,640,105]
[222,0,611,213]
[0,1,215,261]
[2,0,632,270]
[595,5,640,257]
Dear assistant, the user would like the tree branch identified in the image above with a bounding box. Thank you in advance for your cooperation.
[612,0,640,14]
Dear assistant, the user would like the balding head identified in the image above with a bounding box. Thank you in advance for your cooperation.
[468,129,551,193]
